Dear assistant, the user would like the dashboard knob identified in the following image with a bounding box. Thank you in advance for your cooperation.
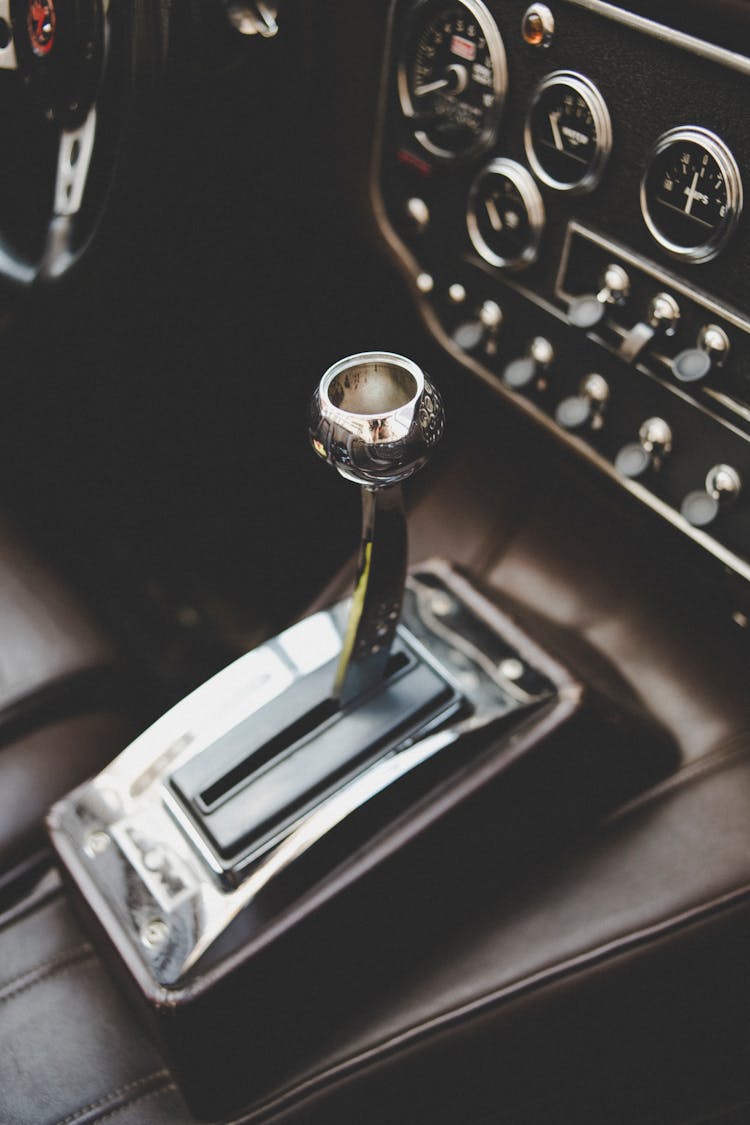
[648,292,681,333]
[672,324,730,383]
[555,372,609,431]
[405,197,430,234]
[615,416,673,479]
[598,263,631,305]
[452,299,503,356]
[619,292,681,363]
[680,463,741,528]
[706,462,741,502]
[568,263,630,329]
[501,335,554,389]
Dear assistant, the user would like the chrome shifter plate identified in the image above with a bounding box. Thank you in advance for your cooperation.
[49,567,554,988]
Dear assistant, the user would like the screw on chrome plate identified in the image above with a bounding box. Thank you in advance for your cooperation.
[141,920,169,949]
[84,830,110,857]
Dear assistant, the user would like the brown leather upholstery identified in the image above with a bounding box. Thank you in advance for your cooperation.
[0,713,133,879]
[0,516,134,889]
[0,514,116,720]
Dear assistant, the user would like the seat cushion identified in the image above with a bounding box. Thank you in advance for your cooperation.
[0,713,133,880]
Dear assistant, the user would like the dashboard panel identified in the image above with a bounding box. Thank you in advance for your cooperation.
[374,0,750,592]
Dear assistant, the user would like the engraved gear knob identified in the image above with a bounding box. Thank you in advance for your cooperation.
[309,352,444,488]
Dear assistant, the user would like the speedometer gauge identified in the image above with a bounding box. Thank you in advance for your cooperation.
[524,72,612,193]
[398,0,507,161]
[641,127,743,263]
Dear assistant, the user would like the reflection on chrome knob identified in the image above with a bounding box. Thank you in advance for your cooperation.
[648,292,680,333]
[310,352,444,489]
[598,263,630,305]
[310,352,444,704]
[706,463,741,502]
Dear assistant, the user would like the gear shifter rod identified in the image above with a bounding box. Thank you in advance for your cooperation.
[310,352,444,705]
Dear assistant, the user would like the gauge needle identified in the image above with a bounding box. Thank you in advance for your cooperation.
[414,77,451,96]
[683,170,700,215]
[485,197,503,231]
[549,111,564,151]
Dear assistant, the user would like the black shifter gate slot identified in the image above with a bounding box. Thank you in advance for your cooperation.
[171,641,461,874]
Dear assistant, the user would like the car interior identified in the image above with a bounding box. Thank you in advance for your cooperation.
[1,0,750,1122]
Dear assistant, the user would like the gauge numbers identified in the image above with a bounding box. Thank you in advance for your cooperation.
[399,0,507,160]
[525,72,612,193]
[467,158,545,269]
[641,127,743,262]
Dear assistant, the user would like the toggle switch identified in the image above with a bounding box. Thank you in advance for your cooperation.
[615,416,673,479]
[618,291,680,363]
[681,463,742,527]
[567,263,631,329]
[501,335,554,389]
[555,372,609,431]
[672,323,730,384]
[452,299,503,357]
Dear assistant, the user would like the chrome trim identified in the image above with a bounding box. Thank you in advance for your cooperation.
[50,575,542,985]
[566,0,750,76]
[524,71,612,195]
[397,0,507,162]
[640,126,743,264]
[467,158,545,270]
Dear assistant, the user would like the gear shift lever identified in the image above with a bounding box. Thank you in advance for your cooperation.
[310,352,444,705]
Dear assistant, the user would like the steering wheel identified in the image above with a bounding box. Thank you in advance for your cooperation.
[0,0,163,285]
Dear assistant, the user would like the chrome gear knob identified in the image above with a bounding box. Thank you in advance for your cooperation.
[309,352,444,705]
[309,352,444,488]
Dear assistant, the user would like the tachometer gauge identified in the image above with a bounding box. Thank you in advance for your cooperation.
[467,158,545,269]
[398,0,507,161]
[641,127,743,263]
[524,72,612,193]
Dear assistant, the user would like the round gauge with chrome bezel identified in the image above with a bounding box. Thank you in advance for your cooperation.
[467,158,545,269]
[641,126,743,263]
[398,0,507,161]
[524,71,612,193]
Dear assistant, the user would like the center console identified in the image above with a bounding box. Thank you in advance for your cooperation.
[47,353,673,1117]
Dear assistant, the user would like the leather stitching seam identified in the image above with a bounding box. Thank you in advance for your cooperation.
[53,1070,173,1125]
[0,942,93,1006]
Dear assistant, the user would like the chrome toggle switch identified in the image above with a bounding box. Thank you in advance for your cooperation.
[501,335,554,390]
[672,323,730,384]
[619,291,680,363]
[310,352,444,704]
[615,416,673,479]
[567,263,631,329]
[555,372,609,432]
[681,463,742,527]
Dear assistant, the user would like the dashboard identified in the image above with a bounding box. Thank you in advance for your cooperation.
[374,0,750,598]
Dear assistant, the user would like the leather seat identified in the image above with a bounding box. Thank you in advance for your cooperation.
[1,737,750,1124]
[0,515,135,896]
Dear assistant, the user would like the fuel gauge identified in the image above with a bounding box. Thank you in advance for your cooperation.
[525,72,612,193]
[467,158,545,269]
